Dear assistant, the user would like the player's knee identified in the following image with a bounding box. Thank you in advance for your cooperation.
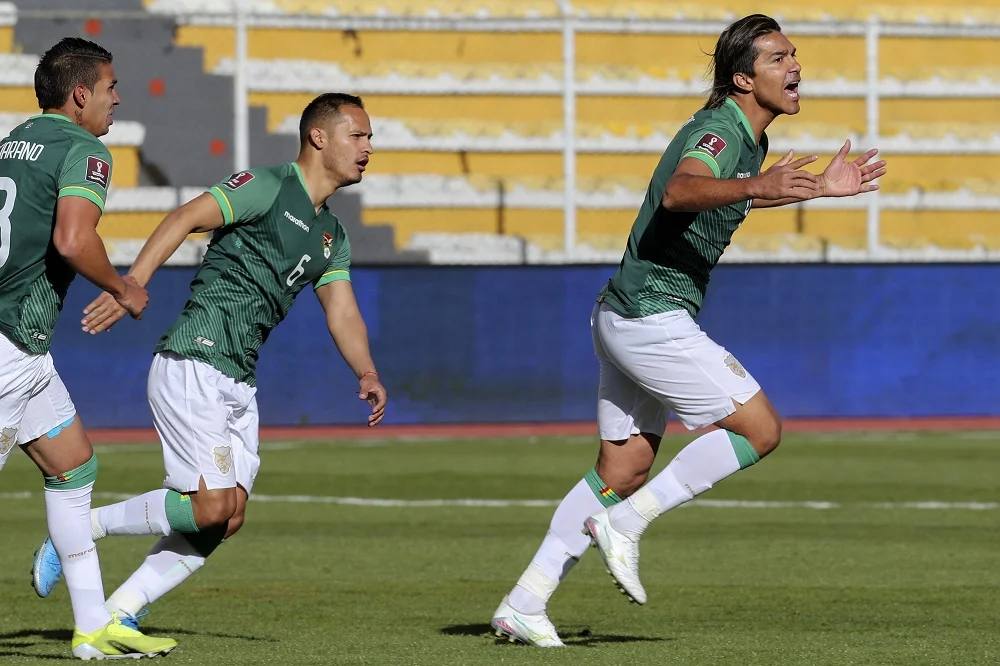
[192,491,238,530]
[750,414,782,457]
[224,506,246,539]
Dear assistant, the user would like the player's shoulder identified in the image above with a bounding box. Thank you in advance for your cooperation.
[215,163,286,195]
[683,104,742,137]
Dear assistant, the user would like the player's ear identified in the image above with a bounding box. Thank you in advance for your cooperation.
[72,84,88,109]
[308,126,325,149]
[732,71,753,94]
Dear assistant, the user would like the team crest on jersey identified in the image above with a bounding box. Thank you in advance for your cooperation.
[694,133,727,158]
[86,156,110,188]
[322,232,333,259]
[0,426,18,456]
[723,353,747,378]
[212,445,233,475]
[223,171,254,190]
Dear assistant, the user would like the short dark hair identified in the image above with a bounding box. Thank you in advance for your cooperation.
[299,93,365,143]
[704,14,782,110]
[35,37,113,110]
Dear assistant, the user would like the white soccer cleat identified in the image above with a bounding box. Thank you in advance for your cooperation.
[583,510,647,605]
[490,596,565,647]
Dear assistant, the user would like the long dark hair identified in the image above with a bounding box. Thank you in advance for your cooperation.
[704,14,782,110]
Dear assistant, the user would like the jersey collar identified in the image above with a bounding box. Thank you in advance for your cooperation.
[289,161,330,213]
[724,98,757,147]
[31,113,74,124]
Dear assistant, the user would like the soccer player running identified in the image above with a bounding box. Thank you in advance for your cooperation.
[32,93,387,628]
[0,38,176,659]
[491,15,887,646]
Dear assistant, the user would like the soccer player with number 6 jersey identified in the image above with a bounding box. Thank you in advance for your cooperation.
[31,93,387,640]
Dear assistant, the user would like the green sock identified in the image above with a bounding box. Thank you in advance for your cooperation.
[727,431,760,469]
[44,454,98,490]
[164,490,199,533]
[584,467,623,508]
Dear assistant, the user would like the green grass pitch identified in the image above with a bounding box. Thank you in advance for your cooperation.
[0,431,997,664]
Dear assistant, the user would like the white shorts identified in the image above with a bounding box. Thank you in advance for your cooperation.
[591,302,761,438]
[149,351,260,494]
[0,332,76,469]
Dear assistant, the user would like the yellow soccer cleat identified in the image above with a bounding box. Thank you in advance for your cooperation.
[71,613,177,660]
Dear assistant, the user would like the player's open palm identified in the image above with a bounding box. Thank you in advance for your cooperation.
[822,140,887,197]
[359,374,387,427]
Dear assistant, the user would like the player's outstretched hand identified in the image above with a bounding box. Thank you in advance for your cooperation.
[821,140,887,197]
[359,373,387,427]
[754,149,824,201]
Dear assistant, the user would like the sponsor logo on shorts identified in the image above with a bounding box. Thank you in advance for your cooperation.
[223,171,254,190]
[723,353,747,378]
[31,332,47,341]
[694,133,727,158]
[194,336,215,347]
[212,445,233,475]
[0,426,18,456]
[85,156,110,188]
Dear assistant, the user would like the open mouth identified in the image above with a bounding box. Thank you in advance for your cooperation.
[357,159,368,172]
[784,81,800,102]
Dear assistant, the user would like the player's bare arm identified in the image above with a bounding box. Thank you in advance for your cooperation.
[81,193,223,334]
[753,141,887,209]
[54,196,147,319]
[316,279,387,427]
[662,153,821,213]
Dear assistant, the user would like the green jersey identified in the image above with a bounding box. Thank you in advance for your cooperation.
[156,162,352,386]
[599,98,767,318]
[0,114,113,353]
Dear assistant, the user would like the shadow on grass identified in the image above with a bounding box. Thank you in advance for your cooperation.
[441,623,668,647]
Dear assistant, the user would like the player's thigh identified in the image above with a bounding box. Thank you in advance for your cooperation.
[220,381,260,497]
[0,335,64,471]
[18,372,89,476]
[599,306,761,430]
[592,304,668,443]
[148,352,238,494]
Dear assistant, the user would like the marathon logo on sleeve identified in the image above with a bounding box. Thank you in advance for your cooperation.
[85,156,110,188]
[693,133,727,158]
[223,171,254,190]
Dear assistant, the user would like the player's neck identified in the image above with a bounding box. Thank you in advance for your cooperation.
[42,107,84,127]
[295,157,338,211]
[728,96,775,144]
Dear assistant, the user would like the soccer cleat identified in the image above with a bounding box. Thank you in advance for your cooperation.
[31,535,62,598]
[490,596,564,647]
[583,510,647,605]
[71,612,176,660]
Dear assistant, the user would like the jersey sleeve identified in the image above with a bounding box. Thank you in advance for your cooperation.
[207,168,281,226]
[56,140,113,212]
[314,223,351,289]
[680,122,743,179]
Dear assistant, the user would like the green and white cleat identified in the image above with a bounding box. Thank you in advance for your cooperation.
[583,509,647,605]
[490,596,564,647]
[71,612,176,660]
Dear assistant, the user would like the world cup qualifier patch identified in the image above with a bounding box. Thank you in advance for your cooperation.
[223,171,254,190]
[693,133,727,158]
[85,156,110,188]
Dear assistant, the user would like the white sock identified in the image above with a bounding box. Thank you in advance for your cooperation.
[106,533,206,617]
[508,473,614,614]
[610,429,745,540]
[46,483,111,634]
[95,489,172,539]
